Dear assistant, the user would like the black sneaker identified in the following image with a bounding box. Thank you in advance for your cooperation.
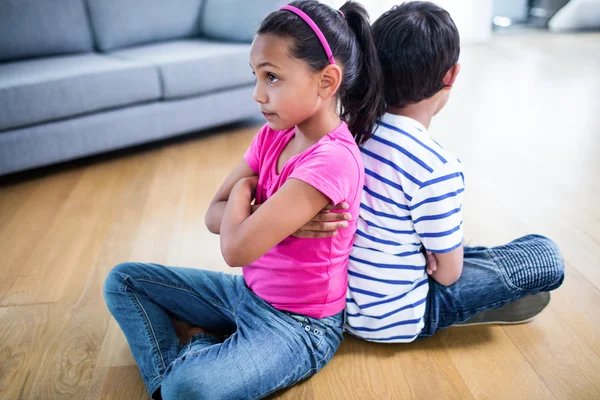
[456,292,551,326]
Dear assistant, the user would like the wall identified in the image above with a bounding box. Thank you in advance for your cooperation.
[321,0,493,43]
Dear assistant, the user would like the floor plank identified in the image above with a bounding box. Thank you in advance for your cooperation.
[16,155,161,398]
[0,305,50,399]
[549,264,600,357]
[0,170,82,302]
[440,326,555,399]
[503,308,600,400]
[98,366,149,400]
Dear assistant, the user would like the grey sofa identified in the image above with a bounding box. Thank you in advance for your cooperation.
[0,0,286,176]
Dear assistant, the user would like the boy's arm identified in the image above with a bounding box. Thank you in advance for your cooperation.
[221,178,331,267]
[426,246,464,286]
[411,162,466,286]
[205,160,257,234]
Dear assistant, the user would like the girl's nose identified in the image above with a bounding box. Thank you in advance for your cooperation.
[253,84,267,104]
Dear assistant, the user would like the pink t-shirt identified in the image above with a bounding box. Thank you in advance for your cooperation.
[243,122,364,318]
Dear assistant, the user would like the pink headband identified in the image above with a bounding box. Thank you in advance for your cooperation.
[279,5,336,65]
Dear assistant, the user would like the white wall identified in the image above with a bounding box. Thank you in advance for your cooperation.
[321,0,493,43]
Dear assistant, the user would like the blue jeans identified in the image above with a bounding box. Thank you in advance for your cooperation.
[103,264,344,399]
[418,234,565,337]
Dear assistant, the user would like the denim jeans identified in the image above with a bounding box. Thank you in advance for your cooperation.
[418,234,565,337]
[103,263,344,400]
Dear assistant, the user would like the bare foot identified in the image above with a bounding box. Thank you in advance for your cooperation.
[170,318,192,345]
[186,326,223,341]
[170,317,222,344]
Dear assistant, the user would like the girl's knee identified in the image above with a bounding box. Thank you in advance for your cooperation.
[103,262,136,297]
[161,363,236,400]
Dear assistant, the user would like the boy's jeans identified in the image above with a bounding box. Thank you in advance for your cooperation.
[419,234,565,337]
[103,264,343,400]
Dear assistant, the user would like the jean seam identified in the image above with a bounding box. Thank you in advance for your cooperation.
[233,285,248,318]
[135,277,236,318]
[127,285,167,373]
[276,341,320,386]
[174,342,217,360]
[147,374,164,392]
[261,338,326,398]
[177,338,196,360]
[288,342,331,388]
[436,298,514,319]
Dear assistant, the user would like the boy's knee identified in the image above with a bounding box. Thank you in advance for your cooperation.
[518,235,564,289]
[493,234,565,291]
[534,235,565,289]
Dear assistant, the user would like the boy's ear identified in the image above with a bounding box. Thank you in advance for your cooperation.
[443,63,460,88]
[318,64,342,99]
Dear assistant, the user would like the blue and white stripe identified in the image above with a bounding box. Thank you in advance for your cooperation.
[345,114,465,342]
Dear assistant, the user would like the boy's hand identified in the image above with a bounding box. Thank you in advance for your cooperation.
[251,202,352,238]
[425,251,438,275]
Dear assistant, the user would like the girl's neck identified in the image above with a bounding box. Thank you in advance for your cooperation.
[294,107,341,145]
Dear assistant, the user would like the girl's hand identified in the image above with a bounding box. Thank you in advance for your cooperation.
[299,202,352,238]
[293,202,352,238]
[221,178,333,267]
[205,160,257,235]
[250,202,352,238]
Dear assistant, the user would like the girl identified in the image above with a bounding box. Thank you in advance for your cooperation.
[103,1,385,399]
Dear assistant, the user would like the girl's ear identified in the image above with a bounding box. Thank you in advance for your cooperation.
[318,64,342,100]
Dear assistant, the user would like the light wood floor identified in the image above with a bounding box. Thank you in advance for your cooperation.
[1,32,599,399]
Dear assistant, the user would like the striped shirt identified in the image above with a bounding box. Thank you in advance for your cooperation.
[345,113,465,342]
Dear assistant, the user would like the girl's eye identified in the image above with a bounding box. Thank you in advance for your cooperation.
[267,73,279,84]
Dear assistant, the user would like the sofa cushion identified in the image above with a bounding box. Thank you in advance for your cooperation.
[0,54,161,131]
[199,0,288,43]
[85,0,205,52]
[111,40,253,100]
[0,0,93,62]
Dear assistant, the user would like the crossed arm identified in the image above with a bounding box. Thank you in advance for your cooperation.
[424,247,464,286]
[205,160,334,267]
[205,160,463,284]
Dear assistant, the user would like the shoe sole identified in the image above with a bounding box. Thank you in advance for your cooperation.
[455,292,551,327]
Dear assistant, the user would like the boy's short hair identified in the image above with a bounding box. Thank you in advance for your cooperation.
[373,1,460,109]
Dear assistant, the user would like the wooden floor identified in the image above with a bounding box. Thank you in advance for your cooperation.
[1,32,599,399]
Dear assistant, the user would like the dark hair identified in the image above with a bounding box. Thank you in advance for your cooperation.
[257,0,385,145]
[372,1,460,109]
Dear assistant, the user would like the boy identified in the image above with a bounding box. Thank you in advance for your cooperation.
[302,1,564,342]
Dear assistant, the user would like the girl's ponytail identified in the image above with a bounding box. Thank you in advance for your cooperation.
[338,2,386,145]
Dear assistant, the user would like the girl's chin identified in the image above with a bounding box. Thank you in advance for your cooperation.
[266,120,293,131]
